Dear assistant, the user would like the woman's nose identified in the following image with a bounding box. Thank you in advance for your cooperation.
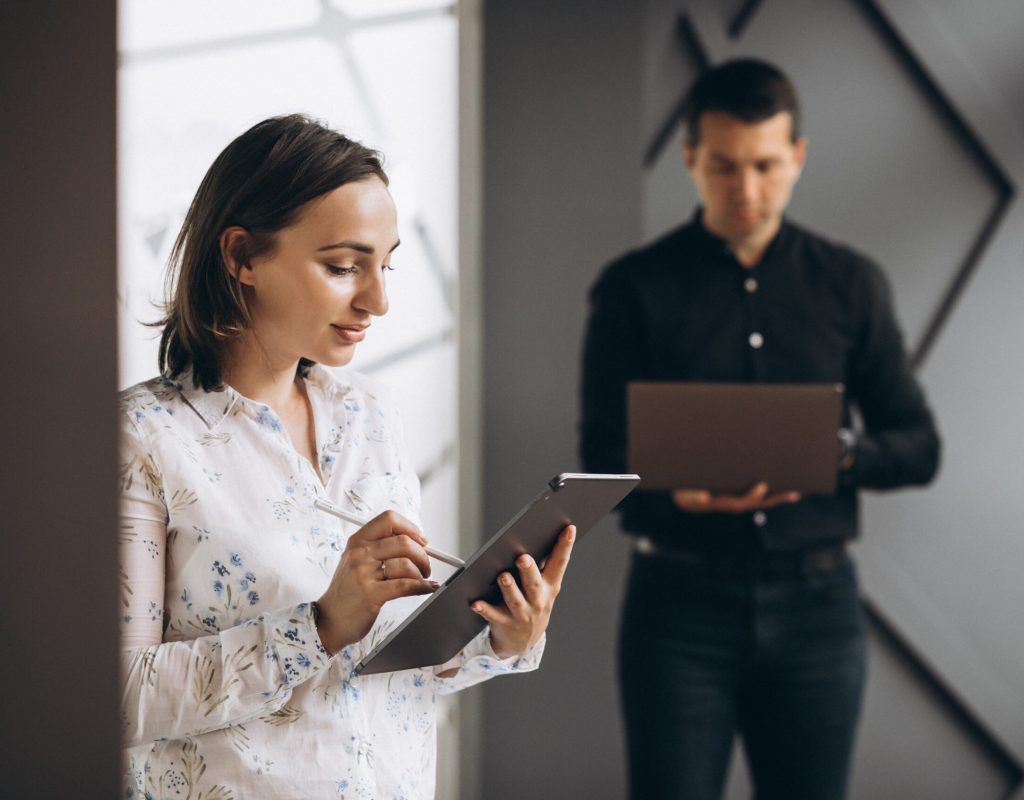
[354,270,389,317]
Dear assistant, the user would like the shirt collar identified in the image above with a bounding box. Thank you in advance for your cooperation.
[168,364,345,429]
[690,207,793,265]
[167,369,241,429]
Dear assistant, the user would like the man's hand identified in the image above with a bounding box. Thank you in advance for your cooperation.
[470,525,576,659]
[672,482,801,514]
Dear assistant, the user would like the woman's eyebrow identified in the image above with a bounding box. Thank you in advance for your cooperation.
[317,239,401,254]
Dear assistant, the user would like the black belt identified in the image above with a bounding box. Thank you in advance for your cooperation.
[634,535,848,578]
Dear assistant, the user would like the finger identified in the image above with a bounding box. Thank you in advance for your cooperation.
[380,557,425,581]
[540,525,575,591]
[353,510,426,546]
[706,494,749,513]
[515,553,544,600]
[744,482,770,501]
[709,484,770,513]
[373,577,440,604]
[496,571,530,621]
[370,534,431,578]
[673,489,711,508]
[761,491,802,508]
[470,598,513,628]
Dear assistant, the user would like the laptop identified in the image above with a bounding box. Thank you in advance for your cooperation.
[627,382,844,495]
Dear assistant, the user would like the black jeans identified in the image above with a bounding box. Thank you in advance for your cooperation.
[619,549,866,800]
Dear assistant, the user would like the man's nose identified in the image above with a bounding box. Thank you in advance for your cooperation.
[734,168,759,201]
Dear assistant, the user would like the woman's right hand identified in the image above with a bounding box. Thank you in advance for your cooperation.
[314,510,439,655]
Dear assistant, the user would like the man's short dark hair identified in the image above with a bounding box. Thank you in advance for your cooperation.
[684,58,801,146]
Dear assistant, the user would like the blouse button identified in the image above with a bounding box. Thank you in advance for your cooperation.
[753,510,767,527]
[748,332,764,349]
[744,277,758,293]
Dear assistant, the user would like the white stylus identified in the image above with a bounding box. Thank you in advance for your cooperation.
[313,497,465,568]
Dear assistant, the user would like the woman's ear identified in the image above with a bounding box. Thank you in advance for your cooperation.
[219,227,256,286]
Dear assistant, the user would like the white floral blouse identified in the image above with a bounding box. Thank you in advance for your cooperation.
[119,365,543,799]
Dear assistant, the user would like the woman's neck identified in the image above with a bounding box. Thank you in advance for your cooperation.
[220,335,302,412]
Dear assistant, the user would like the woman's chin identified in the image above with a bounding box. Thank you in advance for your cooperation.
[316,349,357,369]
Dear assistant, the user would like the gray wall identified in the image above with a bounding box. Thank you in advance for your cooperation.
[477,1,643,797]
[0,2,121,796]
[478,0,1024,797]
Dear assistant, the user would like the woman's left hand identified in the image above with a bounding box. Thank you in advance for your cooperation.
[471,524,576,659]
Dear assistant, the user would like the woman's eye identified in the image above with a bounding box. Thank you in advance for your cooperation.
[383,264,396,272]
[325,264,356,276]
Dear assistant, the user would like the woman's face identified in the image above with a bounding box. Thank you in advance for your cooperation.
[238,176,398,369]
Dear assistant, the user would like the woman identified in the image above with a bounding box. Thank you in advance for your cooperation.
[120,114,574,798]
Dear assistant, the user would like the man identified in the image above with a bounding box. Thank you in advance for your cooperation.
[579,59,940,800]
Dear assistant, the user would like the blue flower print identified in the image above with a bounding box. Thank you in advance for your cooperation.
[230,552,243,567]
[342,680,361,702]
[213,580,224,597]
[247,590,260,606]
[256,406,283,432]
[212,560,230,577]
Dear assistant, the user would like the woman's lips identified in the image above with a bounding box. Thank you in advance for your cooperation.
[331,324,367,343]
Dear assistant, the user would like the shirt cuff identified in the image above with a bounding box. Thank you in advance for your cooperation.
[444,627,546,676]
[239,602,344,690]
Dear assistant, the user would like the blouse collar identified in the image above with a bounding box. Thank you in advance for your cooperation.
[167,364,345,430]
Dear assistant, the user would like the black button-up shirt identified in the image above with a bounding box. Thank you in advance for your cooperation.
[579,211,940,553]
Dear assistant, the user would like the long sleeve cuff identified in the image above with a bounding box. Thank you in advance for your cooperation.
[123,602,339,747]
[432,628,546,694]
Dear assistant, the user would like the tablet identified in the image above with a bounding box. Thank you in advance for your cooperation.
[628,382,843,495]
[352,472,639,676]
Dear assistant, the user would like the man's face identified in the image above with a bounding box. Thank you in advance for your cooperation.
[683,110,806,249]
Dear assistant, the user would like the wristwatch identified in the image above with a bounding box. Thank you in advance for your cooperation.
[837,428,857,471]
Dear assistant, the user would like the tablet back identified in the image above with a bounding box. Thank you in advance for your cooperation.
[353,473,639,676]
[628,382,843,495]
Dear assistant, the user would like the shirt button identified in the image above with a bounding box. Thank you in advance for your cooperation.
[753,511,767,527]
[744,277,758,293]
[748,332,764,349]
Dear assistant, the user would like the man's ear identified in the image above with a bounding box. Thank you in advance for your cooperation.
[219,227,256,286]
[793,136,808,175]
[682,143,697,172]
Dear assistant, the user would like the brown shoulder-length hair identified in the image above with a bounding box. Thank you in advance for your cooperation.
[156,114,388,391]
